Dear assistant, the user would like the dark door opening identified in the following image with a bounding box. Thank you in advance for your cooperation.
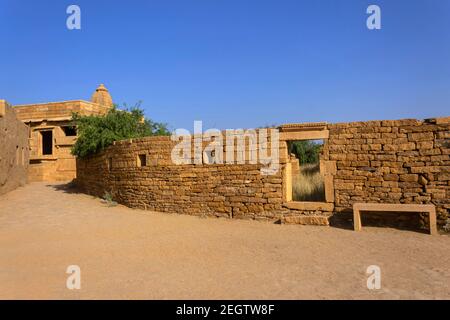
[41,131,53,155]
[137,154,147,167]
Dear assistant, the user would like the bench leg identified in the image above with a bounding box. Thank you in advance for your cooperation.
[429,207,438,236]
[353,207,362,231]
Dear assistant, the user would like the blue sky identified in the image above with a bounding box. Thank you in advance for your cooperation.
[1,0,449,130]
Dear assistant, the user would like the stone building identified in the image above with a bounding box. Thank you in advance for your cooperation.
[12,85,113,182]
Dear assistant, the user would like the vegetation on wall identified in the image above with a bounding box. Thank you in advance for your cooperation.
[71,104,169,158]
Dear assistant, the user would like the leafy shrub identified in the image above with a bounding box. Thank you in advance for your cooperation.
[289,140,322,165]
[102,191,118,207]
[71,104,169,158]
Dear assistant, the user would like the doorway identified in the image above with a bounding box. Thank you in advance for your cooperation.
[41,130,53,155]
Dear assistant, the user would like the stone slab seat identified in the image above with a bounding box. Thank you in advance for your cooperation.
[353,203,438,235]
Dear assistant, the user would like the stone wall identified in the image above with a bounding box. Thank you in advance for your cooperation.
[75,117,449,229]
[0,100,30,195]
[329,118,450,227]
[76,132,333,225]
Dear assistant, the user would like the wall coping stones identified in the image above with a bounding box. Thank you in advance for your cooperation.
[279,122,327,132]
[425,117,450,125]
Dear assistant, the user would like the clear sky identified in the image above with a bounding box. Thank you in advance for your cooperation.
[1,0,449,130]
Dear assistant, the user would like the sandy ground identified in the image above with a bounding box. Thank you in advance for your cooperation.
[0,182,449,300]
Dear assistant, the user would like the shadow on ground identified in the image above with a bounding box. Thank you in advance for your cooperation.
[44,182,432,235]
[329,211,429,234]
[46,180,83,195]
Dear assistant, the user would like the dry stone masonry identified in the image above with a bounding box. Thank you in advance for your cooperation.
[328,118,450,228]
[0,100,30,195]
[76,117,450,230]
[76,134,294,222]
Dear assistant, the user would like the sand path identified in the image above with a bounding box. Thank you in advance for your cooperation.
[0,182,449,299]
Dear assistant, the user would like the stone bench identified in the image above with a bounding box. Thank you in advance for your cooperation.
[353,203,437,235]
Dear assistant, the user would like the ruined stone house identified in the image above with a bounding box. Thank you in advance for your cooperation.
[12,84,113,181]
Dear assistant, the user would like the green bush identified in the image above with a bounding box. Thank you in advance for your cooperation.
[288,140,322,165]
[71,104,169,158]
[102,191,118,207]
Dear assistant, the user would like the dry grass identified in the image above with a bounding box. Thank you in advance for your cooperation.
[292,163,325,202]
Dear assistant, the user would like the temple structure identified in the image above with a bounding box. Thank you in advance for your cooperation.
[13,85,113,181]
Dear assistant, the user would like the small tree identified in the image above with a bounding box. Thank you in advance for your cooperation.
[71,104,169,158]
[289,140,322,164]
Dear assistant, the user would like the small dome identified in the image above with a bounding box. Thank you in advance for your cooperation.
[91,84,113,107]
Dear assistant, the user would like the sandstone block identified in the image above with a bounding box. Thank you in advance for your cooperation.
[418,175,428,186]
[408,132,434,142]
[335,182,355,190]
[416,141,434,149]
[383,174,399,181]
[283,216,330,226]
[399,174,419,182]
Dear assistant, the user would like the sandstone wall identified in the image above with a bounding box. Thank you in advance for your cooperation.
[76,131,331,225]
[328,118,450,227]
[76,117,449,229]
[0,100,30,195]
[76,135,294,221]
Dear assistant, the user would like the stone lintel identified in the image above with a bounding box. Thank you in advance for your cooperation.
[279,122,327,132]
[280,130,329,141]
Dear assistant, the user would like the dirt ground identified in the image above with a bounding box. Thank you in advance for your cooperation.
[0,182,449,299]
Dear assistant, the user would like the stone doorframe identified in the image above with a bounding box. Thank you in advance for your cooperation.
[279,122,336,212]
[33,126,56,158]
